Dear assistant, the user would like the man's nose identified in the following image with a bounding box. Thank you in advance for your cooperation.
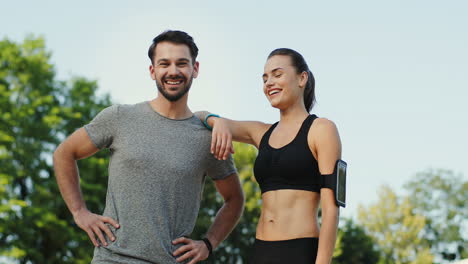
[167,64,180,76]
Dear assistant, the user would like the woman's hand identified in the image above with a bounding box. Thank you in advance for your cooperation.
[210,117,235,160]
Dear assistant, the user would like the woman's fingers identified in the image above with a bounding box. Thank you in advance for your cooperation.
[219,135,227,160]
[215,134,223,159]
[210,118,234,160]
[223,134,233,159]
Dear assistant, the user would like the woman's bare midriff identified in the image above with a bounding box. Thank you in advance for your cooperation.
[256,189,320,241]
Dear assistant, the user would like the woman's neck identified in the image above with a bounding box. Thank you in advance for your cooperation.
[279,101,309,124]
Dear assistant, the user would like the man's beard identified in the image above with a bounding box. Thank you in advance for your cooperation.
[156,75,194,102]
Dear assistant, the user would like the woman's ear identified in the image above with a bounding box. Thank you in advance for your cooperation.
[299,71,308,88]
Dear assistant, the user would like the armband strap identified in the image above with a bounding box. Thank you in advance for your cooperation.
[203,114,220,131]
[320,159,347,208]
[320,159,338,190]
[321,173,336,190]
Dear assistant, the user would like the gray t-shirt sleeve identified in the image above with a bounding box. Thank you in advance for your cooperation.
[84,105,119,149]
[206,154,237,181]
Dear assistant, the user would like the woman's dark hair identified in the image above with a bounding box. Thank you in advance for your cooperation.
[148,30,199,65]
[268,48,316,112]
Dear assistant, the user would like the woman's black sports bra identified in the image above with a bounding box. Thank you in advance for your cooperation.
[253,115,321,194]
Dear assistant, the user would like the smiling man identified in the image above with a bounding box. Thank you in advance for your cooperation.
[53,30,244,264]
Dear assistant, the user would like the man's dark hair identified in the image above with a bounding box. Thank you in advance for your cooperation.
[148,30,199,65]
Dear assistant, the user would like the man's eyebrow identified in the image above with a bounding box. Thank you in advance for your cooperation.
[262,67,284,78]
[156,58,169,63]
[156,58,191,63]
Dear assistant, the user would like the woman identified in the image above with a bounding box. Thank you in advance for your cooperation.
[199,48,341,263]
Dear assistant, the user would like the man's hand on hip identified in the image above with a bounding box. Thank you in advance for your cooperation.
[73,208,119,247]
[172,237,209,264]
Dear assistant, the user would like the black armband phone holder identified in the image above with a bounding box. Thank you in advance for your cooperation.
[321,159,347,208]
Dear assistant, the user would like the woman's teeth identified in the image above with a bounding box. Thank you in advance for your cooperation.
[269,90,280,96]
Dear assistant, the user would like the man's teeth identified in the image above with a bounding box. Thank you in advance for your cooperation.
[165,80,183,85]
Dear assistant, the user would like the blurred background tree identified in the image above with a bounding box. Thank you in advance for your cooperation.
[358,185,434,264]
[0,36,111,264]
[404,169,468,262]
[333,218,381,264]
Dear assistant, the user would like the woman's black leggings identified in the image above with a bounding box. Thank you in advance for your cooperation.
[249,237,319,264]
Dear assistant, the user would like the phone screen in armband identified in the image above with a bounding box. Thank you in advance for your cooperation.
[336,160,347,207]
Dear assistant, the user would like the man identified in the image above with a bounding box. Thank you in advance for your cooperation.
[53,30,244,264]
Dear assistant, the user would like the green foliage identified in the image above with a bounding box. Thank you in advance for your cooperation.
[404,169,467,261]
[193,142,261,263]
[0,36,111,263]
[358,185,434,264]
[333,218,380,264]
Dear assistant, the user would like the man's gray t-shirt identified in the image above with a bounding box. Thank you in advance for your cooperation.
[84,101,236,264]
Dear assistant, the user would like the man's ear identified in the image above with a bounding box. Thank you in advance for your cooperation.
[193,61,200,78]
[149,64,156,80]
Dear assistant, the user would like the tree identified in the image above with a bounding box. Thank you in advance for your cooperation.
[358,185,434,264]
[333,218,380,264]
[193,142,261,263]
[404,169,468,261]
[0,36,111,263]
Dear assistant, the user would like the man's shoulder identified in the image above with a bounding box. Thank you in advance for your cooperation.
[119,101,148,111]
[186,116,214,136]
[109,101,150,117]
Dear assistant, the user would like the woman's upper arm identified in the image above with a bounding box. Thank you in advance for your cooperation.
[311,118,342,214]
[227,119,271,147]
[310,118,342,174]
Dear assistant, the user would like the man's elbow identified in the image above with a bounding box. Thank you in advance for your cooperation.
[238,191,246,211]
[225,188,245,214]
[53,144,62,164]
[230,189,245,208]
[53,142,75,165]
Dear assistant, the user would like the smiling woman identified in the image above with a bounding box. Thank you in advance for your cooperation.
[197,48,343,264]
[262,49,315,113]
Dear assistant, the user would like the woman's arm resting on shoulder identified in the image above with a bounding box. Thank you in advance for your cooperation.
[312,118,342,264]
[194,111,270,160]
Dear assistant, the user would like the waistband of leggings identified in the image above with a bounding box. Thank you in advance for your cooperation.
[254,237,318,244]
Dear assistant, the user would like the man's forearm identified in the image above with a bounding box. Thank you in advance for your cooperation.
[205,195,244,249]
[53,147,87,215]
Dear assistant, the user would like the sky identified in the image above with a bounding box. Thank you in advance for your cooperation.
[2,0,467,220]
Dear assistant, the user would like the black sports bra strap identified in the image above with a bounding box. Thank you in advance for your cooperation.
[298,114,318,135]
[259,122,278,148]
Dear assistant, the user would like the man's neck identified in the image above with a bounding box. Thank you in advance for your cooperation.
[149,95,193,120]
